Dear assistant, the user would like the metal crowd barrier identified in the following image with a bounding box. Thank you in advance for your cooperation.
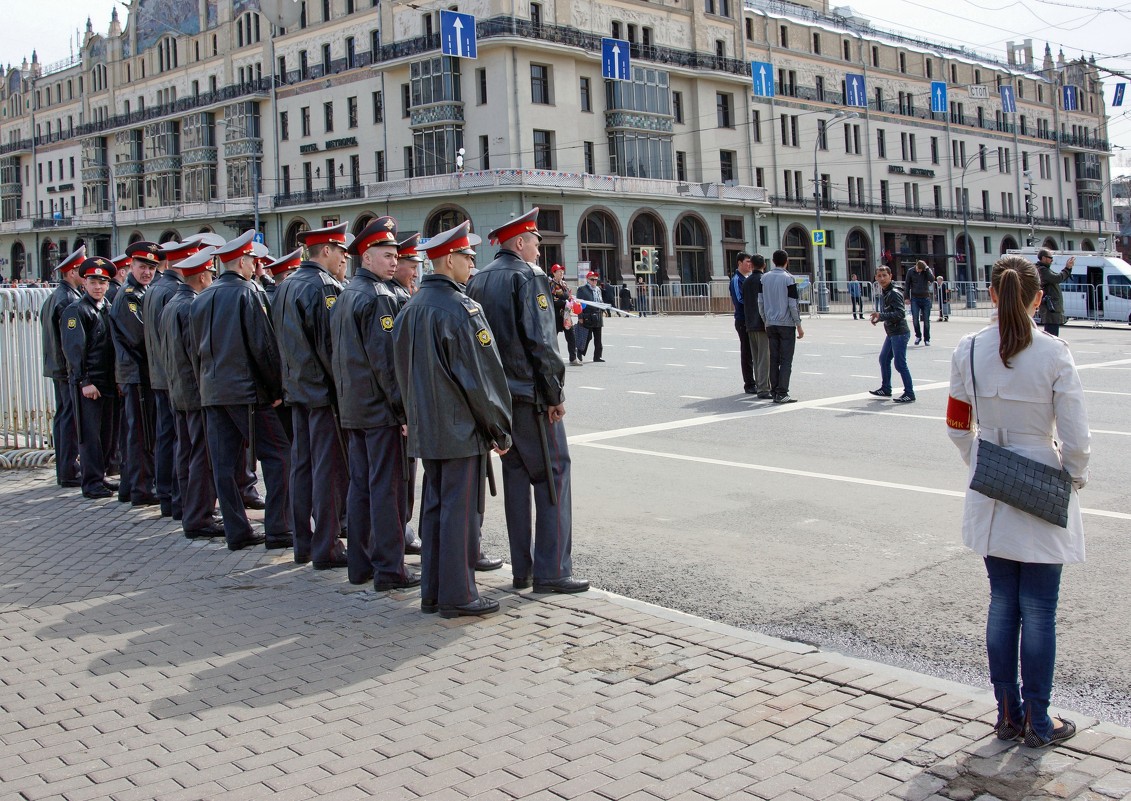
[0,287,55,461]
[811,281,997,319]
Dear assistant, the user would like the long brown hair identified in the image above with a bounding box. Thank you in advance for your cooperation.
[991,255,1041,367]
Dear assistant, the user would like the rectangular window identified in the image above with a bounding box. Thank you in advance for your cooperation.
[480,135,490,170]
[372,90,383,123]
[322,43,331,74]
[931,136,939,165]
[404,146,414,179]
[871,46,879,67]
[817,119,828,151]
[580,77,591,112]
[346,37,356,69]
[280,111,289,140]
[402,83,411,117]
[347,96,358,128]
[779,25,789,48]
[720,151,736,183]
[676,150,686,181]
[815,76,825,102]
[716,93,733,128]
[533,129,554,169]
[585,141,596,175]
[476,68,487,105]
[877,128,886,158]
[326,158,336,190]
[672,91,683,123]
[281,164,291,195]
[303,162,313,193]
[301,106,311,137]
[531,64,551,104]
[375,150,385,182]
[755,167,764,187]
[324,101,334,132]
[751,109,761,142]
[812,33,821,54]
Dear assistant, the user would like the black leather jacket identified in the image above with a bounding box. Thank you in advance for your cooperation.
[191,271,284,407]
[143,269,183,392]
[877,283,911,336]
[467,250,566,407]
[109,274,150,386]
[160,283,204,412]
[393,273,512,459]
[386,279,412,312]
[576,282,604,329]
[270,262,340,407]
[61,294,116,392]
[330,271,405,429]
[106,277,123,304]
[41,281,82,380]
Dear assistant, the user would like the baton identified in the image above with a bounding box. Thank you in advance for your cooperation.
[399,429,410,483]
[534,405,558,506]
[486,451,497,497]
[247,405,257,467]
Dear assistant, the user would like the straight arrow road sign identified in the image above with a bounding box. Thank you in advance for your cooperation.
[845,73,866,107]
[930,81,947,113]
[602,38,631,81]
[439,9,477,59]
[999,85,1016,113]
[751,60,775,97]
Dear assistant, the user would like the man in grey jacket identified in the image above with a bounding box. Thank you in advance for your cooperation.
[757,250,805,404]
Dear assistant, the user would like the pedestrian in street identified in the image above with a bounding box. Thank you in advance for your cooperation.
[904,259,936,346]
[1036,248,1074,337]
[109,241,161,507]
[331,216,420,592]
[158,246,225,541]
[868,265,915,404]
[935,274,951,322]
[757,250,804,404]
[946,254,1090,749]
[576,271,605,362]
[741,254,771,399]
[467,208,589,596]
[848,273,864,319]
[192,230,293,553]
[272,222,351,570]
[636,276,650,317]
[41,246,85,488]
[393,222,513,619]
[61,258,119,499]
[730,252,756,394]
[549,263,579,365]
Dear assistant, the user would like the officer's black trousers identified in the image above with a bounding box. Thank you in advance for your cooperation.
[346,426,409,585]
[52,379,80,485]
[122,383,155,501]
[77,391,114,494]
[174,409,216,532]
[419,455,482,607]
[290,404,347,563]
[500,401,574,582]
[153,389,180,515]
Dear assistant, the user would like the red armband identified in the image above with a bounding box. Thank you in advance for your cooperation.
[946,396,972,430]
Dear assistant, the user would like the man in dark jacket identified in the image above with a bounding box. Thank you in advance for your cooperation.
[393,222,513,619]
[331,216,420,591]
[61,258,119,499]
[158,247,224,540]
[741,254,772,399]
[41,246,85,487]
[730,252,756,394]
[109,241,160,506]
[467,208,588,596]
[272,222,350,570]
[575,271,604,361]
[869,265,915,403]
[192,230,293,552]
[904,259,935,346]
[390,234,424,556]
[1037,248,1074,336]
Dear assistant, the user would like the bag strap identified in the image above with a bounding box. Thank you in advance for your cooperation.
[969,335,981,428]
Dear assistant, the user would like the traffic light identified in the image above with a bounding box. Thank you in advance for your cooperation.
[635,247,655,274]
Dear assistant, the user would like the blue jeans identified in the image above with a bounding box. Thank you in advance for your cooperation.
[878,332,913,396]
[909,296,932,341]
[984,556,1063,738]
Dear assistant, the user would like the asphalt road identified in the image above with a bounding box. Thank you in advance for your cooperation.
[476,310,1131,727]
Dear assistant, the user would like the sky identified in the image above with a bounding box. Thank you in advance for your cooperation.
[3,0,1129,174]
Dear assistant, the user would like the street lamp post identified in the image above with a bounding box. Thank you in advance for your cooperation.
[813,110,858,313]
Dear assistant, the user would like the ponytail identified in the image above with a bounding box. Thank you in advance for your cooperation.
[991,255,1040,367]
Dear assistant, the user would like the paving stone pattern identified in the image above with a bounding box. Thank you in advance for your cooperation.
[1,468,1128,801]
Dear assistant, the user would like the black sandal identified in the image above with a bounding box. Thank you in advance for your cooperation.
[994,709,1023,742]
[1024,716,1076,748]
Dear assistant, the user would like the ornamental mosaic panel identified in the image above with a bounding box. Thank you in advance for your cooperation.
[81,166,111,182]
[144,156,183,172]
[223,140,263,159]
[182,147,218,165]
[604,112,673,133]
[410,104,465,127]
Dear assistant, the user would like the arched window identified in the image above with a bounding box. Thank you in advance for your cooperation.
[40,239,59,281]
[999,236,1019,253]
[630,211,665,277]
[845,229,870,280]
[674,215,709,288]
[424,206,469,237]
[11,241,26,280]
[1041,236,1059,251]
[127,231,145,245]
[285,219,309,253]
[782,225,811,275]
[159,229,180,244]
[1080,239,1094,251]
[578,209,619,281]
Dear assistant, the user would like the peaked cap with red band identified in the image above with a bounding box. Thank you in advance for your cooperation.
[297,222,349,248]
[487,207,541,245]
[161,240,202,263]
[251,242,271,262]
[184,232,227,248]
[178,247,219,277]
[266,248,303,276]
[396,233,424,262]
[215,230,257,264]
[79,257,115,280]
[125,241,161,265]
[57,246,87,274]
[110,253,131,270]
[417,221,481,260]
[348,216,399,255]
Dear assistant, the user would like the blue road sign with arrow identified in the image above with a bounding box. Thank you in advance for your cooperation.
[602,38,631,81]
[999,85,1016,113]
[1062,85,1078,111]
[845,73,866,107]
[439,10,477,59]
[930,81,947,113]
[751,61,774,97]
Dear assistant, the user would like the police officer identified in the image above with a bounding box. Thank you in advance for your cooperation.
[106,253,130,304]
[109,241,161,506]
[191,231,293,552]
[389,235,424,555]
[158,246,225,540]
[41,246,86,488]
[272,222,350,569]
[331,216,421,590]
[61,258,119,499]
[262,249,301,305]
[105,252,131,482]
[467,208,589,595]
[393,222,513,618]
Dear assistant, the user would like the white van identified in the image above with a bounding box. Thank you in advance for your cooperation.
[1009,249,1131,325]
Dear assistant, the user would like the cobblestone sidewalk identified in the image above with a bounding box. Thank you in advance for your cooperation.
[1,468,1128,801]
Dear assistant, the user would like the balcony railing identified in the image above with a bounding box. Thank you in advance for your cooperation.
[768,195,1071,227]
[274,185,366,207]
[32,216,73,229]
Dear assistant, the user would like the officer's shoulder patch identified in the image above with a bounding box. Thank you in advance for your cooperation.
[531,265,547,277]
[536,293,549,310]
[380,315,394,331]
[128,302,138,314]
[325,295,336,310]
[475,327,492,347]
[461,298,480,315]
[124,286,134,293]
[66,317,76,329]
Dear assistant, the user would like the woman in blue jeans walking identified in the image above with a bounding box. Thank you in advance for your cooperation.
[868,265,915,403]
[946,255,1090,748]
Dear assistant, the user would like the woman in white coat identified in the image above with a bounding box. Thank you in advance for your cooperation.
[947,255,1090,749]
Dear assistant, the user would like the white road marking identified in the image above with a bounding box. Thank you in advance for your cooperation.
[1085,390,1131,396]
[1093,429,1131,437]
[626,361,645,365]
[705,366,728,370]
[627,345,644,349]
[578,386,605,391]
[665,364,686,367]
[661,347,675,350]
[576,442,1131,521]
[798,371,824,375]
[627,391,654,396]
[851,374,875,379]
[680,395,710,400]
[839,355,864,359]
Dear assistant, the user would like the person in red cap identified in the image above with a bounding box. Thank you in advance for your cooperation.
[192,230,294,552]
[548,263,579,365]
[467,209,589,595]
[393,222,513,618]
[331,216,421,591]
[109,241,161,506]
[272,221,351,569]
[41,246,87,487]
[575,270,605,362]
[261,248,301,305]
[61,258,119,499]
[106,254,131,304]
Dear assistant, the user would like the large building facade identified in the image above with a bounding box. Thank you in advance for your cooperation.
[0,0,1117,288]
